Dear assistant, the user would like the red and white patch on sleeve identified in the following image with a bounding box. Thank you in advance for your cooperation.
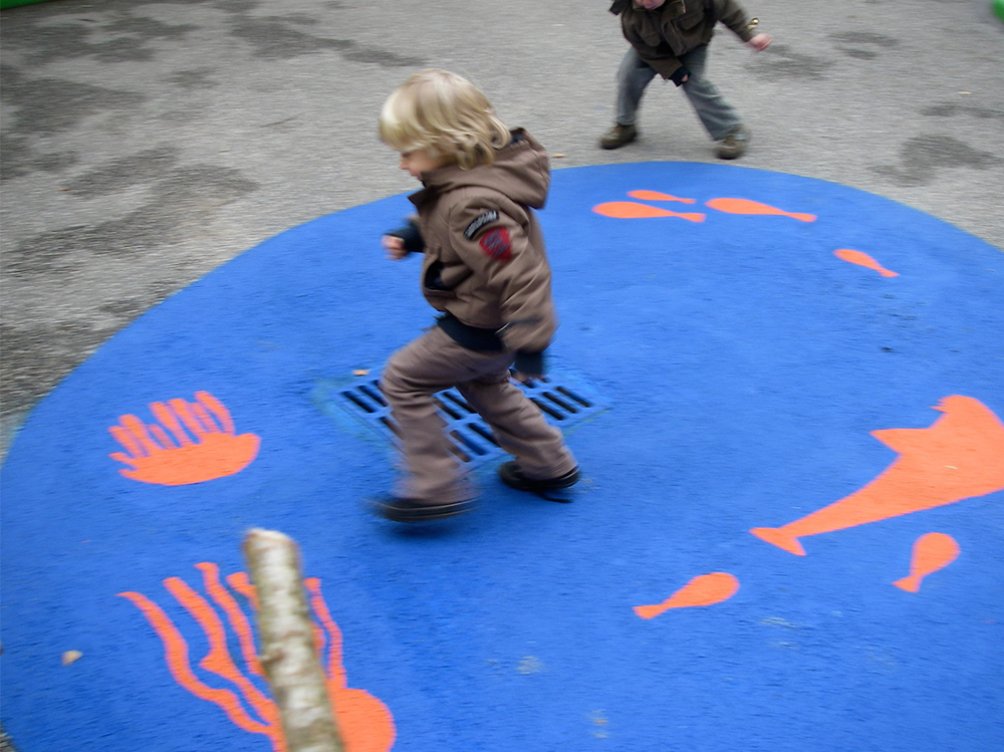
[478,227,512,262]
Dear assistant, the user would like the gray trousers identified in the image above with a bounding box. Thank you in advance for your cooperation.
[616,45,742,140]
[380,326,577,503]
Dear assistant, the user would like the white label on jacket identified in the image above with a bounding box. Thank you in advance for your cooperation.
[463,210,499,239]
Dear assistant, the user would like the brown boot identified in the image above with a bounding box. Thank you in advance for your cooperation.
[715,125,750,159]
[599,123,638,150]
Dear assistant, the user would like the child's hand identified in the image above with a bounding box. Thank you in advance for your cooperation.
[382,234,408,260]
[747,33,771,52]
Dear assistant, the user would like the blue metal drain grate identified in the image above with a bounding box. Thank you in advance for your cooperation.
[329,372,606,466]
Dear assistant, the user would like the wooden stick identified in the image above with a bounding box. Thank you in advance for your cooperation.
[243,528,344,752]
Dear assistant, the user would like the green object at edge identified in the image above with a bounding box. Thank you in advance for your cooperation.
[1,0,55,9]
[995,0,1004,22]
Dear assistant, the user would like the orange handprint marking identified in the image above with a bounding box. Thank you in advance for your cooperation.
[834,248,899,277]
[705,197,816,222]
[893,533,960,593]
[633,572,740,620]
[751,396,1004,556]
[120,563,395,752]
[109,391,260,485]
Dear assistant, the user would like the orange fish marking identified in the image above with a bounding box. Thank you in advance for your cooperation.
[893,533,961,593]
[592,201,706,223]
[706,197,816,223]
[633,572,740,620]
[120,564,395,752]
[834,248,899,277]
[109,391,260,485]
[751,396,1004,556]
[627,189,697,204]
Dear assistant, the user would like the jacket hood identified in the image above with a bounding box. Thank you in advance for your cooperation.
[416,129,550,210]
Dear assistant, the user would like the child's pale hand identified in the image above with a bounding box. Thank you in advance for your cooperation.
[382,235,408,260]
[748,33,771,51]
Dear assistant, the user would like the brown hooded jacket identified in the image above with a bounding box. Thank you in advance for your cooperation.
[612,0,761,82]
[402,129,558,369]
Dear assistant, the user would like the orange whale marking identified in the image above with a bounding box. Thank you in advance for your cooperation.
[109,391,260,486]
[706,197,816,223]
[893,533,961,593]
[751,396,1004,556]
[592,201,706,223]
[633,572,740,620]
[122,565,396,752]
[627,189,697,204]
[835,248,899,277]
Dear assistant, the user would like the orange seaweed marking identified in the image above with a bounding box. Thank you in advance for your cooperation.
[117,591,280,747]
[893,533,961,593]
[306,578,397,752]
[633,572,740,620]
[120,565,396,752]
[706,197,816,223]
[165,577,278,726]
[627,189,697,204]
[592,200,706,223]
[109,391,260,486]
[751,396,1004,556]
[197,563,263,676]
[834,248,899,277]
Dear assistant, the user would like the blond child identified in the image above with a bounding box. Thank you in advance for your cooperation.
[374,69,578,522]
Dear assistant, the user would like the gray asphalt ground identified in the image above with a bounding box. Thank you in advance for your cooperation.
[2,0,1003,464]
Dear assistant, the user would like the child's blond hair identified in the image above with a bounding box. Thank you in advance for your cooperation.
[379,69,511,170]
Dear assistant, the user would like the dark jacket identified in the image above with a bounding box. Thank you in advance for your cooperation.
[392,130,558,372]
[611,0,761,83]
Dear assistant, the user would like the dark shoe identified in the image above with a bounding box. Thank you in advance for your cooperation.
[498,461,579,493]
[373,496,473,522]
[716,125,750,160]
[599,123,638,150]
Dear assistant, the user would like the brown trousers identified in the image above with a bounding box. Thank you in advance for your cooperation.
[380,326,577,503]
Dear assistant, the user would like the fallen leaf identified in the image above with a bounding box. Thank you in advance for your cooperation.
[62,650,83,666]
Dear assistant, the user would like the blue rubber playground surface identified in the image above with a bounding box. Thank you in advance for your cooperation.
[2,162,1003,751]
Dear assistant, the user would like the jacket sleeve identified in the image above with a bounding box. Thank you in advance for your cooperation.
[449,201,556,357]
[384,216,425,253]
[712,0,761,42]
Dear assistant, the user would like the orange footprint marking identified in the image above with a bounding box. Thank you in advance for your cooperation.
[109,391,260,485]
[706,197,816,223]
[834,248,899,277]
[120,563,395,752]
[751,396,1004,556]
[633,572,740,620]
[893,533,961,593]
[627,189,697,204]
[593,199,705,222]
